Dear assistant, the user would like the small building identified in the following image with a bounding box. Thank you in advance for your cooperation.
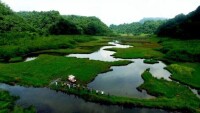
[68,75,76,83]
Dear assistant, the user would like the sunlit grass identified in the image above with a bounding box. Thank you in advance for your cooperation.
[166,63,200,89]
[0,54,131,86]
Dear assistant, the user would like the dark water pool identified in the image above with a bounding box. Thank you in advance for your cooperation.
[0,83,170,113]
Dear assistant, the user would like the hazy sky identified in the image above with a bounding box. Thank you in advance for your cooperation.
[1,0,200,25]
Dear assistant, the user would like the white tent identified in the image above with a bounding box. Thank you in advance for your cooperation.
[68,75,76,83]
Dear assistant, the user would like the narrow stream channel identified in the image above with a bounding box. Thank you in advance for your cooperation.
[68,41,171,98]
[0,41,197,113]
[68,41,200,98]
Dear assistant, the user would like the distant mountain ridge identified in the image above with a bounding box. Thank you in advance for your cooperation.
[156,6,200,39]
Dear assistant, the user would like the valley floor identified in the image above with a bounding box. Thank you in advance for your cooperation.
[0,35,200,113]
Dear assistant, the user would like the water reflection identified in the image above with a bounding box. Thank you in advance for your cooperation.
[24,57,37,62]
[0,83,170,113]
[68,42,131,61]
[68,41,171,98]
[88,59,171,98]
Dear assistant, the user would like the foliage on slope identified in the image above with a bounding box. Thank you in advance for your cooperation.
[156,6,200,39]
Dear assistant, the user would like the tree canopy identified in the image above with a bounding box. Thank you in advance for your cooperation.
[110,19,165,35]
[63,15,112,35]
[0,2,35,33]
[156,6,200,39]
[0,1,111,36]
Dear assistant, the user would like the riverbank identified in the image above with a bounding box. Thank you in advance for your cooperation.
[0,89,36,113]
[0,35,200,112]
[49,69,200,113]
[166,63,200,89]
[107,36,164,59]
[0,35,111,63]
[138,69,200,112]
[0,54,131,86]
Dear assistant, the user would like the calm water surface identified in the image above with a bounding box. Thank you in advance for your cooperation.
[0,83,170,113]
[0,41,186,113]
[68,42,171,98]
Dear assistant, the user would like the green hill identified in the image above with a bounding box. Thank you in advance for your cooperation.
[0,2,35,33]
[110,19,165,35]
[156,6,200,39]
[63,15,112,35]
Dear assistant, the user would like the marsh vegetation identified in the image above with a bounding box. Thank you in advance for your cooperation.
[0,1,200,113]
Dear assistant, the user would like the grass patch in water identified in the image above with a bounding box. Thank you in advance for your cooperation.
[109,47,163,59]
[0,89,36,113]
[138,69,200,112]
[107,36,164,59]
[50,69,200,112]
[166,63,200,89]
[0,54,131,86]
[143,59,159,64]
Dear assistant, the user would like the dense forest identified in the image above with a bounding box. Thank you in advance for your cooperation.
[0,3,35,33]
[0,1,200,113]
[110,19,166,35]
[0,1,112,61]
[63,15,111,35]
[156,6,200,39]
[0,2,111,36]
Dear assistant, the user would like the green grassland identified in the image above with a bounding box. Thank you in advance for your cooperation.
[23,36,111,56]
[143,59,159,64]
[138,69,200,112]
[166,63,200,89]
[0,89,36,113]
[158,38,200,62]
[50,69,200,113]
[0,35,200,112]
[0,54,131,86]
[0,35,110,62]
[106,36,200,64]
[107,36,164,59]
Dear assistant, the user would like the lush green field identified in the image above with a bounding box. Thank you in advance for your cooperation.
[138,69,200,112]
[0,54,131,86]
[0,89,36,113]
[0,35,113,63]
[0,34,200,112]
[143,59,159,64]
[107,36,200,64]
[159,38,200,62]
[50,69,200,113]
[26,36,111,56]
[0,35,108,62]
[166,63,200,89]
[107,36,164,59]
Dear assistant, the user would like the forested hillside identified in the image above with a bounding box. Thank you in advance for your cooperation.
[0,1,111,36]
[0,2,35,33]
[110,19,165,35]
[17,11,80,35]
[156,6,200,39]
[18,13,112,35]
[0,1,111,61]
[63,15,112,35]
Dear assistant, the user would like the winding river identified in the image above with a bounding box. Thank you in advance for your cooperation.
[68,42,171,98]
[0,41,192,113]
